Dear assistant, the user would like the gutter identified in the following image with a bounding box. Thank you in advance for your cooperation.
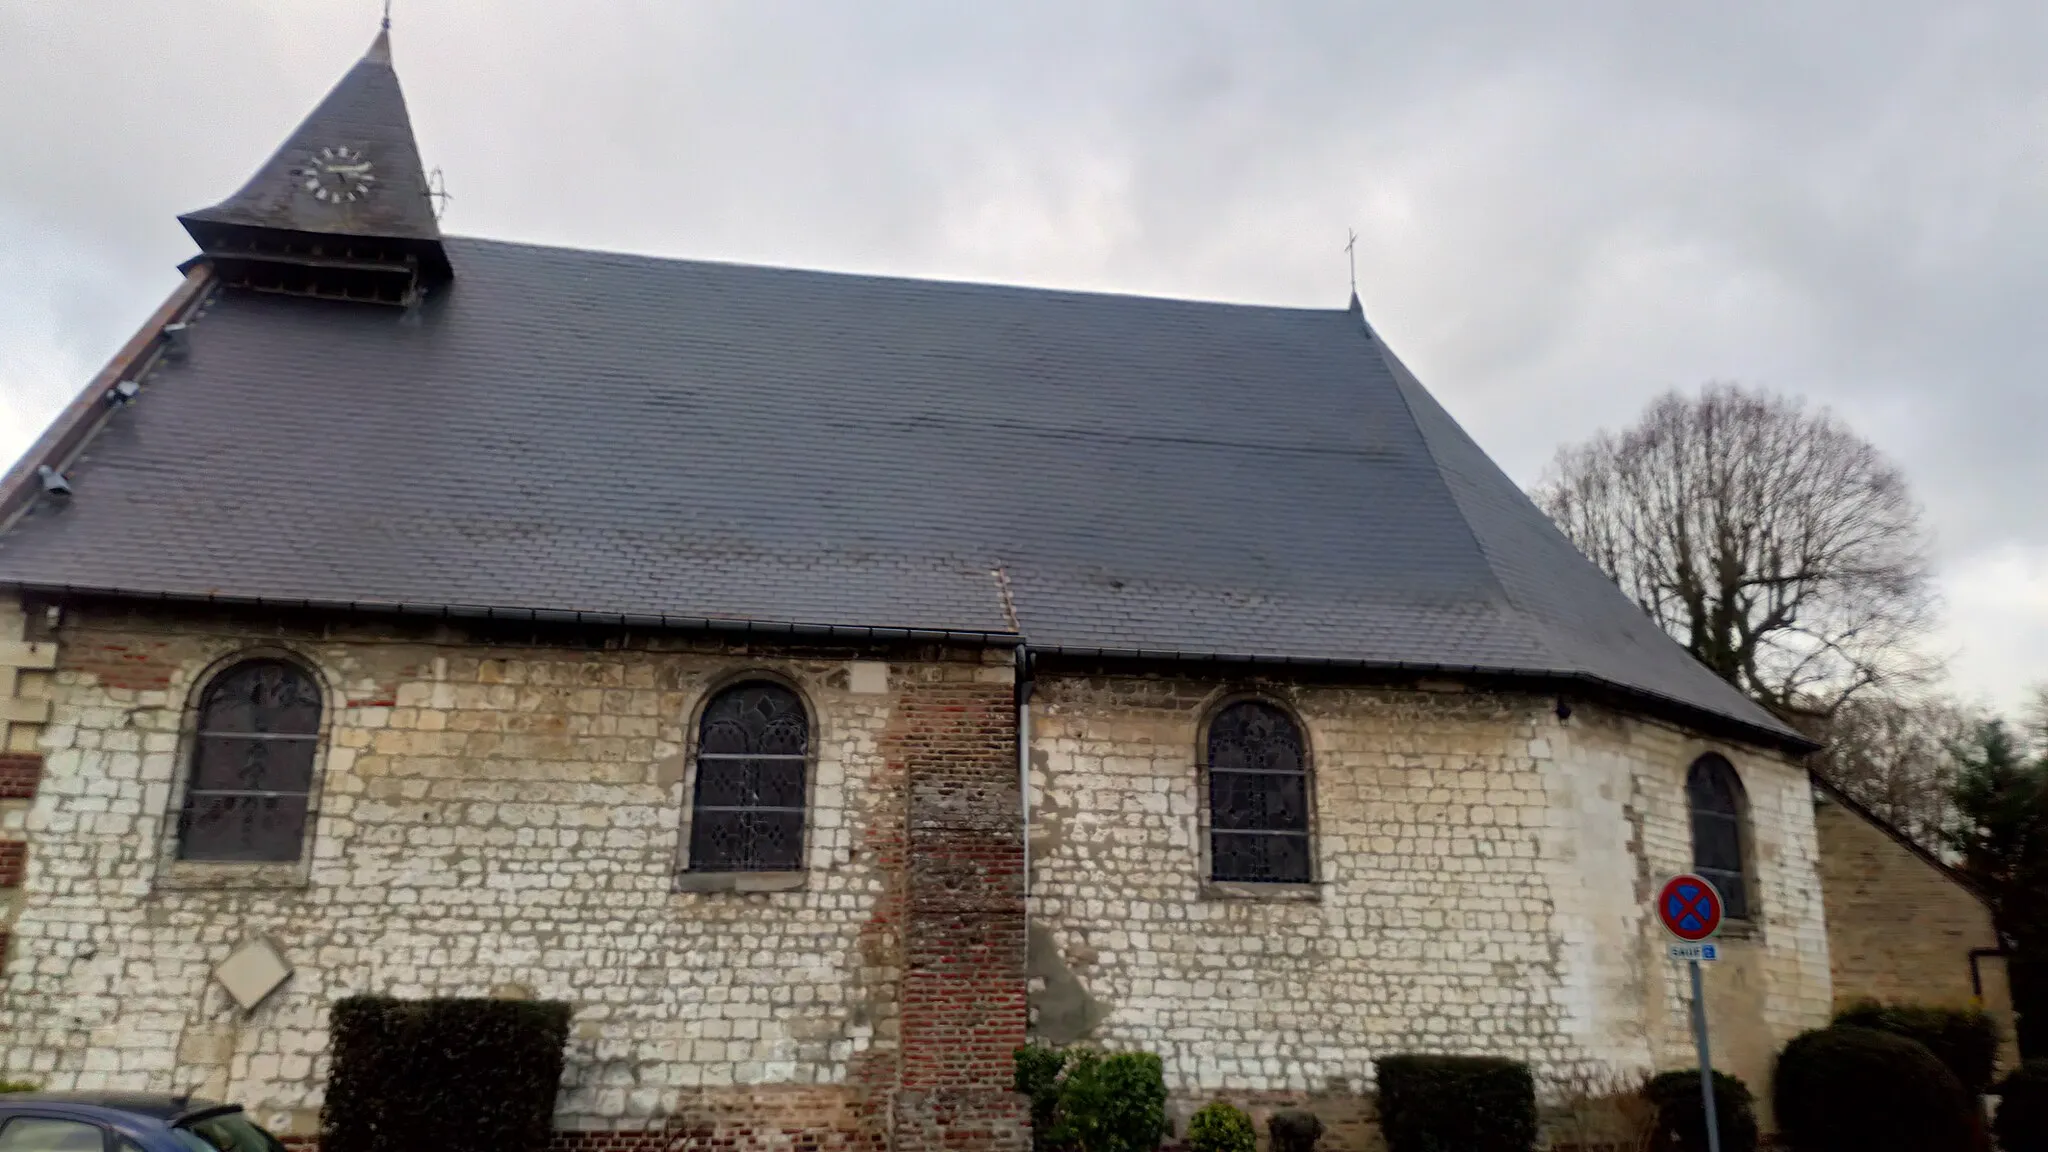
[0,582,1023,648]
[0,264,215,531]
[1971,947,2009,1002]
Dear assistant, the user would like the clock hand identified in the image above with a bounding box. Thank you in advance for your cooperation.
[327,162,373,175]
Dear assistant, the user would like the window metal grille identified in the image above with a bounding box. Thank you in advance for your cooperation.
[688,682,808,871]
[1687,754,1751,920]
[1206,700,1312,883]
[178,659,321,862]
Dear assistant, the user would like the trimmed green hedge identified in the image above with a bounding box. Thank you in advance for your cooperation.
[1376,1055,1536,1152]
[1645,1069,1759,1152]
[1996,1060,2048,1152]
[0,1081,38,1093]
[322,996,572,1152]
[1187,1102,1255,1152]
[1833,1001,2002,1094]
[1773,1026,1977,1152]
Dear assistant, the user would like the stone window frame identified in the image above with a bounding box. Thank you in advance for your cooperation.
[154,644,341,892]
[1683,750,1762,936]
[1193,689,1323,901]
[671,668,823,894]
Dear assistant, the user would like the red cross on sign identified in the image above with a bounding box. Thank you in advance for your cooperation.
[1657,873,1725,942]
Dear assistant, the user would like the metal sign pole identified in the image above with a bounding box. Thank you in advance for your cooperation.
[1689,959,1722,1152]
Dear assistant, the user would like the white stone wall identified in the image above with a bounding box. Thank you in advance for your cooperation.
[0,616,974,1134]
[1024,676,1832,1099]
[2,610,1834,1138]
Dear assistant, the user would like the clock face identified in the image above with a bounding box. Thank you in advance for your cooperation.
[292,145,378,203]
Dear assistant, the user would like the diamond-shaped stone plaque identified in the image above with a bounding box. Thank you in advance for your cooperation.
[214,937,291,1011]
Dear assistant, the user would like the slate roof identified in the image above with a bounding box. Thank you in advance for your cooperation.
[0,238,1803,747]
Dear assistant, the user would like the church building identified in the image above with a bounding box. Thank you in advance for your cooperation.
[0,26,1833,1151]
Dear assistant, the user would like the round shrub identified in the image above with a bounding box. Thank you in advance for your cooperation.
[1267,1109,1324,1152]
[1995,1060,2048,1152]
[1833,1001,2003,1094]
[1187,1102,1256,1152]
[1773,1026,1977,1152]
[1057,1050,1167,1152]
[1645,1069,1759,1152]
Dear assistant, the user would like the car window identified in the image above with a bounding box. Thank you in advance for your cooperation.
[173,1113,284,1152]
[0,1117,107,1152]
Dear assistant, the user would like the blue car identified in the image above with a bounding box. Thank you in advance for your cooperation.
[0,1093,287,1152]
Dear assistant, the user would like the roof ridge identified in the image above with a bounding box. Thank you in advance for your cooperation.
[439,234,1354,316]
[1362,318,1556,662]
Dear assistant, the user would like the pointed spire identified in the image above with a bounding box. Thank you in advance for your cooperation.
[180,21,449,294]
[368,0,393,61]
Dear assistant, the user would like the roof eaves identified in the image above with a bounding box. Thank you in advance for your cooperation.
[0,266,215,533]
[1030,641,1821,755]
[1808,769,1990,906]
[5,583,1024,648]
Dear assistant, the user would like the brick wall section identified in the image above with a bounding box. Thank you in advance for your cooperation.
[548,1085,887,1152]
[0,841,23,888]
[0,604,1028,1149]
[0,753,39,799]
[1812,792,2016,1061]
[60,637,179,691]
[888,676,1030,1152]
[1,603,1835,1150]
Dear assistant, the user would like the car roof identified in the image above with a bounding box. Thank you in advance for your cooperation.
[0,1092,229,1123]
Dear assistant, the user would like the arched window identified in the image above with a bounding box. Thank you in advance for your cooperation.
[1687,754,1751,920]
[688,681,809,872]
[178,658,322,862]
[1205,700,1313,883]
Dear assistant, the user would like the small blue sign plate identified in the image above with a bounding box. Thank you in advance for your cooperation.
[1667,942,1719,962]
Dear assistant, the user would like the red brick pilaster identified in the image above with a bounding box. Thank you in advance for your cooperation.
[886,677,1030,1152]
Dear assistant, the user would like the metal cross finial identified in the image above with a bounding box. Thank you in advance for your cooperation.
[426,167,454,221]
[382,0,392,30]
[1345,228,1359,296]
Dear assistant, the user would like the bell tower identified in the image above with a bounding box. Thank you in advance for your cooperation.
[179,24,451,304]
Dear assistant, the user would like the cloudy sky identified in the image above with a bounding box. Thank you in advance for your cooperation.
[3,1,2043,711]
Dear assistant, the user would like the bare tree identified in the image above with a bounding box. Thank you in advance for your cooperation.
[1810,693,1976,851]
[1533,383,1937,717]
[2025,682,2048,756]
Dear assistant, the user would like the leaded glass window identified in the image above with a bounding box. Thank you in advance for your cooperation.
[1687,754,1750,920]
[688,682,808,872]
[1206,700,1313,883]
[177,658,322,862]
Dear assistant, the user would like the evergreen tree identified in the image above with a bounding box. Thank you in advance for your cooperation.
[1946,720,2048,1057]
